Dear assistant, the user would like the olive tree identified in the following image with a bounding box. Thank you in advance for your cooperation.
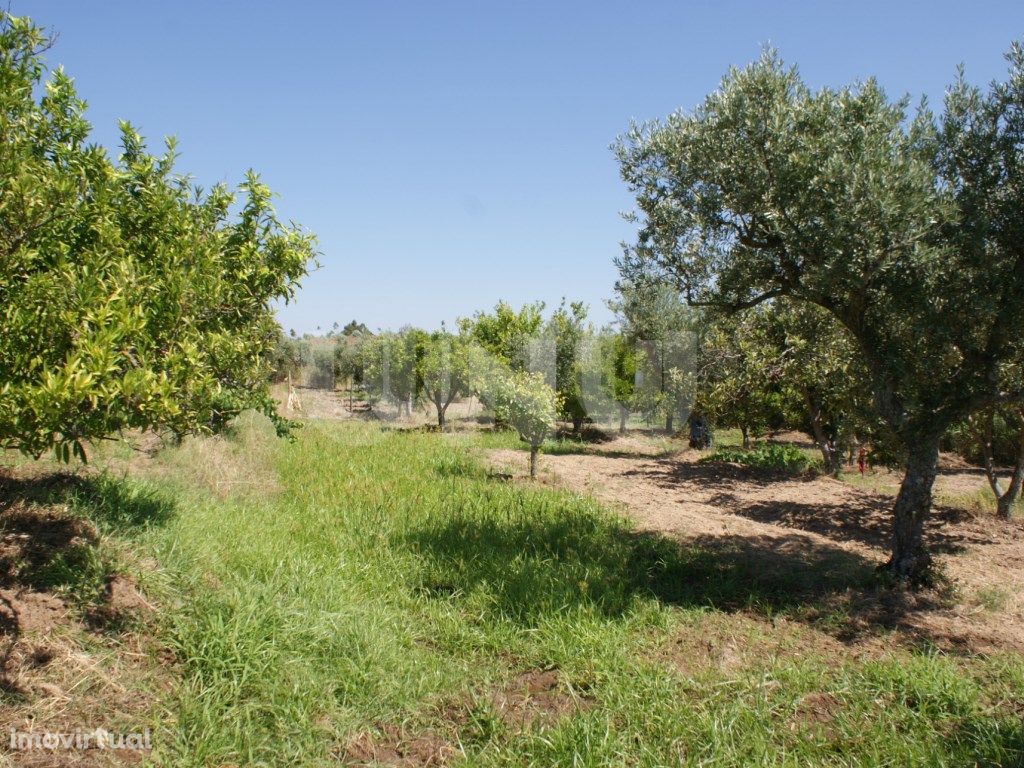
[968,405,1024,520]
[0,13,315,459]
[616,46,1024,584]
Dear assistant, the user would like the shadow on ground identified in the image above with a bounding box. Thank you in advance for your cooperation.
[628,457,974,555]
[406,463,997,651]
[405,504,879,626]
[0,470,174,604]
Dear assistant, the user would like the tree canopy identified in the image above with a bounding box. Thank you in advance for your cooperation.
[0,13,316,459]
[616,45,1024,582]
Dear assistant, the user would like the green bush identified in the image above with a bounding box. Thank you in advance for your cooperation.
[700,443,818,473]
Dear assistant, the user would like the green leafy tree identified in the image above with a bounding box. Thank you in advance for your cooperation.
[695,309,783,449]
[616,45,1024,582]
[598,332,645,434]
[417,331,470,429]
[498,371,559,478]
[458,301,544,373]
[765,302,874,475]
[545,300,588,432]
[609,280,696,432]
[362,328,424,418]
[466,343,558,478]
[269,336,312,384]
[0,13,315,459]
[965,404,1024,520]
[334,338,365,387]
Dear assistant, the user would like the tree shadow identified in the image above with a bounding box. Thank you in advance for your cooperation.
[627,457,973,555]
[404,508,877,626]
[0,470,175,539]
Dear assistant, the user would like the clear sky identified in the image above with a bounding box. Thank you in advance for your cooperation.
[19,1,1024,334]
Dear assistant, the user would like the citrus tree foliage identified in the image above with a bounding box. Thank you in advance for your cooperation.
[0,14,315,458]
[417,331,470,429]
[616,45,1024,583]
[545,300,588,432]
[458,301,544,373]
[609,280,696,431]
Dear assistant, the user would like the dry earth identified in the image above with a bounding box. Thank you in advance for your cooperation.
[489,435,1024,654]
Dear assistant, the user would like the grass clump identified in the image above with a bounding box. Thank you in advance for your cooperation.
[701,443,819,473]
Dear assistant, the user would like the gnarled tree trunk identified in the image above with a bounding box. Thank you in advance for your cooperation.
[529,445,539,478]
[888,436,940,585]
[980,409,1024,521]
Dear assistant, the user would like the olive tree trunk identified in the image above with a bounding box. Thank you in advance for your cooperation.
[888,436,940,584]
[618,405,628,435]
[981,411,1024,521]
[529,445,539,478]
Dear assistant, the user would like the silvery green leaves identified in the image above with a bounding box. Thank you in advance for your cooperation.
[615,41,1024,583]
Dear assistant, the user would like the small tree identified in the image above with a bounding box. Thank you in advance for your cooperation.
[696,311,782,448]
[598,332,644,434]
[334,338,365,388]
[968,405,1024,520]
[361,328,424,418]
[765,302,874,475]
[546,300,589,432]
[494,371,559,478]
[418,332,469,429]
[269,335,312,384]
[463,344,558,477]
[609,280,696,431]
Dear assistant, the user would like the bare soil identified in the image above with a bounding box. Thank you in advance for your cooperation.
[0,472,167,767]
[489,434,1024,654]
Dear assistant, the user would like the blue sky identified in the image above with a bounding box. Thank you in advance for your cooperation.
[20,1,1024,334]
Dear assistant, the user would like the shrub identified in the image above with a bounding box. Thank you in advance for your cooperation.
[700,443,818,473]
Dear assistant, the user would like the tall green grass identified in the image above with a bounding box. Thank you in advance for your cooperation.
[69,418,1024,766]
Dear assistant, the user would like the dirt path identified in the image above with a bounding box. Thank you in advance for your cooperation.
[489,439,1024,653]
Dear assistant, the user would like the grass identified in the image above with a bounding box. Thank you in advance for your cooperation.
[47,416,1024,765]
[701,443,820,474]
